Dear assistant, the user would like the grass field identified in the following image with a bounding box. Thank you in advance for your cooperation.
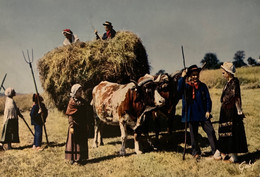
[0,67,259,177]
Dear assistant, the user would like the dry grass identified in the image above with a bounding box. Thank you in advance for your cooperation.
[200,66,260,89]
[0,87,259,177]
[37,31,149,111]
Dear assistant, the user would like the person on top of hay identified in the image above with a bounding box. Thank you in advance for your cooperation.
[30,94,48,151]
[0,88,24,150]
[94,21,116,40]
[214,62,248,163]
[65,84,89,165]
[62,29,79,46]
[178,65,219,160]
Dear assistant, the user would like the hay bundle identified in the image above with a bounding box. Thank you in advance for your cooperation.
[38,31,150,111]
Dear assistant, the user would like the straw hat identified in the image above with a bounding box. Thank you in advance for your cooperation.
[221,62,236,75]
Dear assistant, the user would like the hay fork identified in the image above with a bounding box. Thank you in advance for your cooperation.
[22,49,49,145]
[0,73,7,92]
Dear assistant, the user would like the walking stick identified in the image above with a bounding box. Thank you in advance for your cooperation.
[22,49,49,145]
[181,46,188,160]
[21,116,35,136]
[0,73,7,92]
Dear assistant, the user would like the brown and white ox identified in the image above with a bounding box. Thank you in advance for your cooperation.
[91,76,165,155]
[139,72,182,139]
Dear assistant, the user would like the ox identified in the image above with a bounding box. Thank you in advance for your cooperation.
[139,72,182,140]
[91,76,165,155]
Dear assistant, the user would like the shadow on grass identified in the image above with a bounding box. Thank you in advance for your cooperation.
[239,150,260,163]
[81,152,136,165]
[12,141,66,150]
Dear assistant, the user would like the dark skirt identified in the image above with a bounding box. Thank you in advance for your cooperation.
[218,106,248,153]
[1,119,20,143]
[65,126,88,162]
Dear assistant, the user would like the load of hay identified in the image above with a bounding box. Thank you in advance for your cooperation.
[38,31,150,111]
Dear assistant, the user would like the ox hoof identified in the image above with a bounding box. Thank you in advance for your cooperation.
[119,150,126,156]
[92,143,98,148]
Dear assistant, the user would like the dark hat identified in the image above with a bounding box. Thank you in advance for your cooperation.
[187,65,201,76]
[103,21,112,27]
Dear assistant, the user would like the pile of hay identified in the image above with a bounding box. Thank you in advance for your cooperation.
[38,31,150,111]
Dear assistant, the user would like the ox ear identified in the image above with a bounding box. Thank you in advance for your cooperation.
[154,74,161,83]
[130,79,138,91]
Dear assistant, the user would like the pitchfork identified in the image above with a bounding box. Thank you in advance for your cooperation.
[22,49,49,145]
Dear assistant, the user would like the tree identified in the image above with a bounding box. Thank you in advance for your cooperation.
[200,53,220,69]
[155,69,166,75]
[233,50,247,67]
[247,57,257,66]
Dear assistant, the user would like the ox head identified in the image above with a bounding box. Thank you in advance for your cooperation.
[132,74,165,107]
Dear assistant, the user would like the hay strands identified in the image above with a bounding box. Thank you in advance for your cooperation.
[22,49,49,145]
[0,73,7,92]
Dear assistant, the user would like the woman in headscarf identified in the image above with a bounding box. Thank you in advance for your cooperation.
[0,88,24,150]
[65,84,89,165]
[216,62,248,163]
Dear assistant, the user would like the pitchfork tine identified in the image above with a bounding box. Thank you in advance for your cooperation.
[27,49,31,63]
[22,50,28,63]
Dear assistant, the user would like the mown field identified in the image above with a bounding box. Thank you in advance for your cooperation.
[0,67,259,177]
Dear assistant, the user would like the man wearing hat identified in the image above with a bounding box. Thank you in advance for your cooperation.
[94,21,116,40]
[62,29,79,46]
[178,65,218,159]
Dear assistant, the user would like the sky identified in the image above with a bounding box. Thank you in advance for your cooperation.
[0,0,259,93]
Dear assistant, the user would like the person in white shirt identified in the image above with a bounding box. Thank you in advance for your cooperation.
[62,29,79,46]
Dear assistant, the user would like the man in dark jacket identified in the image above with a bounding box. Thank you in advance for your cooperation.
[95,21,116,40]
[178,65,218,159]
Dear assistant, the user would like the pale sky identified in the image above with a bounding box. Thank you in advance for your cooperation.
[0,0,259,93]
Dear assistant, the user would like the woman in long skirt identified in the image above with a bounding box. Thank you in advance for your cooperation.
[65,84,89,165]
[216,62,248,163]
[0,88,24,150]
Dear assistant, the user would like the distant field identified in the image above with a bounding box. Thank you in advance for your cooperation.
[0,87,259,176]
[200,66,260,89]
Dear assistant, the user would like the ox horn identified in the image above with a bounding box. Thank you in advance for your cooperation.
[138,78,153,87]
[154,74,161,83]
[130,79,138,86]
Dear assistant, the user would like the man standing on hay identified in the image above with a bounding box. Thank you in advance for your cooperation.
[95,21,116,40]
[62,29,79,46]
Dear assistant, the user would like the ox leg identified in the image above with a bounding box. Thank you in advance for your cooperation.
[119,121,127,156]
[134,132,143,154]
[92,114,103,148]
[98,122,104,146]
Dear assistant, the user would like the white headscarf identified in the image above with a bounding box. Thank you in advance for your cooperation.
[70,84,82,97]
[5,87,15,97]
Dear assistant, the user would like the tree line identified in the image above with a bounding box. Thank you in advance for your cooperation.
[200,51,260,69]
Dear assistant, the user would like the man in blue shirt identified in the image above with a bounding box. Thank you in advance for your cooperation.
[95,21,116,40]
[178,65,218,159]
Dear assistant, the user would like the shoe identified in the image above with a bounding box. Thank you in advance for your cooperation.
[213,150,222,160]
